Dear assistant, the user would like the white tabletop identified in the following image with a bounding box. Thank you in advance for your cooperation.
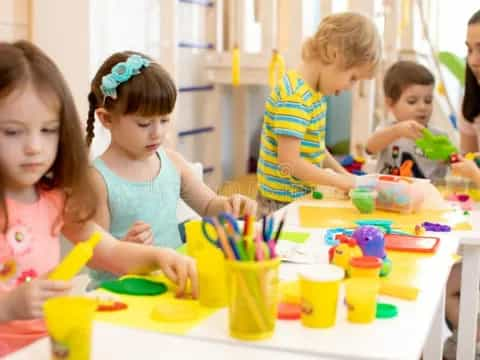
[7,199,458,360]
[8,322,331,360]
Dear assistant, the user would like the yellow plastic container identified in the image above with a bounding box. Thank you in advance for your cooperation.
[185,220,208,257]
[197,247,228,308]
[345,278,380,323]
[298,264,344,328]
[226,258,280,341]
[49,232,101,281]
[349,256,382,278]
[44,296,97,360]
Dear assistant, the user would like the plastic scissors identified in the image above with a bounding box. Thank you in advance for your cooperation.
[202,216,239,260]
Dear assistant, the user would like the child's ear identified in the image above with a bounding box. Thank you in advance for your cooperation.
[327,45,338,64]
[385,97,395,110]
[95,108,113,129]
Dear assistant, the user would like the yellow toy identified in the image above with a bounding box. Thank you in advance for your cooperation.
[232,45,240,86]
[268,49,286,89]
[354,156,366,164]
[49,232,102,281]
[379,280,419,300]
[329,236,362,276]
[44,296,97,360]
[465,152,477,161]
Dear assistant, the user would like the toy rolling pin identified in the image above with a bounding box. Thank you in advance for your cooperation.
[49,232,102,281]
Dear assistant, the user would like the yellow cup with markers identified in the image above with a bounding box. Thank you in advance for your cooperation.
[44,296,97,360]
[298,264,344,328]
[345,278,380,323]
[226,258,280,340]
[197,247,228,308]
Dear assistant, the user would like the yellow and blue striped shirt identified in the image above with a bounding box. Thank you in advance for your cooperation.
[257,70,327,203]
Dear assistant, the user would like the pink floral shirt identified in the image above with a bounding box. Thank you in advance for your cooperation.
[0,189,64,356]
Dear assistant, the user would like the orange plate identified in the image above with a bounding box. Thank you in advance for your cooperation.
[385,234,440,253]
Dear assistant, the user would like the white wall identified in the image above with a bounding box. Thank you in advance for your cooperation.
[31,0,91,127]
[0,0,29,41]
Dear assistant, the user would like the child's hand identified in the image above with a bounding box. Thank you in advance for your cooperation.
[336,174,356,191]
[451,158,480,180]
[123,221,154,245]
[224,194,257,217]
[396,120,424,140]
[155,248,198,298]
[6,278,72,320]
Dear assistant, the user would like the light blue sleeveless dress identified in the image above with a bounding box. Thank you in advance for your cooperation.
[89,148,182,287]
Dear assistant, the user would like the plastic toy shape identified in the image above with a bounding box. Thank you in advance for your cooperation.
[329,241,363,274]
[352,226,386,259]
[415,128,458,161]
[350,188,377,214]
[355,220,393,234]
[465,152,480,167]
[399,160,413,177]
[422,222,451,232]
[352,226,392,276]
[49,232,101,281]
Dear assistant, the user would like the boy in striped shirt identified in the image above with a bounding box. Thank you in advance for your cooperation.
[257,12,381,215]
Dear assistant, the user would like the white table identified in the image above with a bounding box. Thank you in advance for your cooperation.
[456,228,480,359]
[8,199,459,360]
[185,199,457,360]
[8,322,328,360]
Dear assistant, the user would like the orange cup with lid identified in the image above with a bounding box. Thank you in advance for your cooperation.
[349,256,382,278]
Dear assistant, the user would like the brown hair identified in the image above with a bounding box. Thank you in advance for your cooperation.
[86,51,177,147]
[463,9,480,122]
[383,61,435,104]
[0,41,97,231]
[302,12,381,76]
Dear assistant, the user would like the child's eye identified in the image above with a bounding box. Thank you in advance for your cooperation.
[424,98,433,104]
[160,118,170,124]
[138,122,151,128]
[42,127,59,134]
[2,129,21,136]
[407,99,417,105]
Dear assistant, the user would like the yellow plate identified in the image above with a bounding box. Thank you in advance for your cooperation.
[151,299,200,323]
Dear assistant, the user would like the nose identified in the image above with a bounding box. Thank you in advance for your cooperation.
[419,101,430,110]
[149,121,163,140]
[24,133,42,155]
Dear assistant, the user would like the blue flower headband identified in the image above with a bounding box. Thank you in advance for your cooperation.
[100,54,150,100]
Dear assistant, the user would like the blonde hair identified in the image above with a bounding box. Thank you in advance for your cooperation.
[302,12,381,74]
